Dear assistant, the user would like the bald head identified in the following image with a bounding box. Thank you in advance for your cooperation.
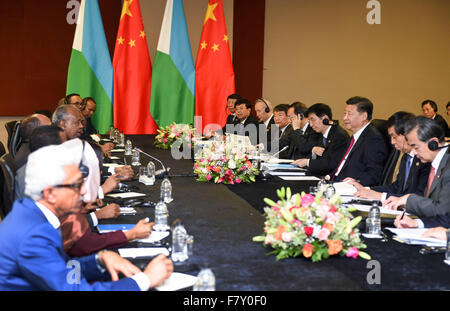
[19,114,52,141]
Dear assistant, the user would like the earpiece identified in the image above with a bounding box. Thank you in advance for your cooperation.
[428,140,439,151]
[258,98,270,113]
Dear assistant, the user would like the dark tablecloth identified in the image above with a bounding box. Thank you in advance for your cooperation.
[101,135,450,291]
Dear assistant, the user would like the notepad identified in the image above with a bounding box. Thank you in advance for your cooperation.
[119,207,137,215]
[267,158,294,164]
[98,224,135,233]
[110,149,125,152]
[268,171,306,176]
[102,163,124,168]
[118,247,169,258]
[107,192,146,198]
[386,228,447,247]
[280,176,320,181]
[156,272,198,291]
[137,231,170,244]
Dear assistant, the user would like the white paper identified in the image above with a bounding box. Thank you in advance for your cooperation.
[268,171,306,176]
[119,207,137,215]
[386,228,447,247]
[280,176,320,181]
[102,163,124,168]
[110,149,125,152]
[444,260,450,267]
[332,182,357,196]
[155,272,198,291]
[118,247,169,258]
[90,135,100,142]
[349,204,409,216]
[107,192,146,198]
[109,156,120,160]
[362,233,383,239]
[137,231,170,244]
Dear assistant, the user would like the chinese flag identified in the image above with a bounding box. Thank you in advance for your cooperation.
[195,0,235,133]
[113,0,158,134]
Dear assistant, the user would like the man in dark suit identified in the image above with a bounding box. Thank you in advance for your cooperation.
[286,102,321,159]
[81,97,99,137]
[384,117,450,218]
[255,98,275,151]
[219,93,241,135]
[349,112,430,201]
[332,96,389,186]
[0,143,173,290]
[271,104,293,158]
[421,99,449,137]
[293,103,350,176]
[225,98,259,145]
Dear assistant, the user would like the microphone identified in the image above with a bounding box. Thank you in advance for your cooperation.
[135,148,169,178]
[270,145,289,158]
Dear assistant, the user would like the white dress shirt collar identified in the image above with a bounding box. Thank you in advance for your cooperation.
[264,114,273,128]
[301,122,309,133]
[35,201,60,230]
[352,122,371,142]
[431,145,448,170]
[323,125,332,139]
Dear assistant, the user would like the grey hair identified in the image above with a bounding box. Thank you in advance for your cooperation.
[52,105,76,126]
[25,143,80,201]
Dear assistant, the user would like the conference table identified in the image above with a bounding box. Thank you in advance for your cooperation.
[100,135,450,291]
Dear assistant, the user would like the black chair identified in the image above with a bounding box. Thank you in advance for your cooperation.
[7,121,22,157]
[0,141,5,158]
[370,119,397,186]
[0,153,17,217]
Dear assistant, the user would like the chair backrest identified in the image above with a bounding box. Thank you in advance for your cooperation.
[380,148,400,186]
[5,121,22,157]
[0,141,5,158]
[0,153,17,217]
[370,119,393,154]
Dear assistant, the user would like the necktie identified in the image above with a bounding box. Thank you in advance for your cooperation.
[426,166,436,197]
[238,123,244,136]
[403,155,412,188]
[332,136,355,181]
[322,136,327,147]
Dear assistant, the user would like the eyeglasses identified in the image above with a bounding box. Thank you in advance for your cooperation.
[53,181,84,192]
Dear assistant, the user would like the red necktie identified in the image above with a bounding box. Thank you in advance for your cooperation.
[332,136,355,181]
[426,166,436,197]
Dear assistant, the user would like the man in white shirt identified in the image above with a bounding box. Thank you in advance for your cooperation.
[0,144,173,290]
[384,116,450,218]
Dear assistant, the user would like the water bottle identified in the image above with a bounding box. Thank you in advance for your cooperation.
[154,201,169,231]
[125,140,132,155]
[118,132,125,147]
[171,221,188,262]
[445,230,450,262]
[317,177,327,193]
[109,126,115,140]
[131,148,141,166]
[325,182,336,199]
[160,178,173,203]
[366,203,381,235]
[113,128,119,144]
[193,268,216,291]
[146,161,156,185]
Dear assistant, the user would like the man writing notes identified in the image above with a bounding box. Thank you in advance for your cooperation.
[331,96,388,186]
[384,116,450,218]
[293,103,350,176]
[348,112,430,201]
[0,144,173,290]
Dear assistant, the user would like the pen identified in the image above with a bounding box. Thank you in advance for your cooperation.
[400,208,406,220]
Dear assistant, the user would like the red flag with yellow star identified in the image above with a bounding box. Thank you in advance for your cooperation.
[195,0,235,132]
[113,0,158,134]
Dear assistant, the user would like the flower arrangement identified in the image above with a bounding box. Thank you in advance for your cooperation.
[253,187,370,262]
[154,123,194,150]
[193,140,259,185]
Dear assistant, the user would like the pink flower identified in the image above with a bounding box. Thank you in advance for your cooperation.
[301,194,315,207]
[317,228,331,241]
[282,231,292,243]
[346,247,359,259]
[163,138,167,143]
[241,166,246,171]
[206,174,212,181]
[235,178,242,184]
[194,163,198,169]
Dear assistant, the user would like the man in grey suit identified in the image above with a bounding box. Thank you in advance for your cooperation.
[384,116,449,218]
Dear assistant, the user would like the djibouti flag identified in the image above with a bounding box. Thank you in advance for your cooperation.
[150,0,195,128]
[67,0,113,134]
